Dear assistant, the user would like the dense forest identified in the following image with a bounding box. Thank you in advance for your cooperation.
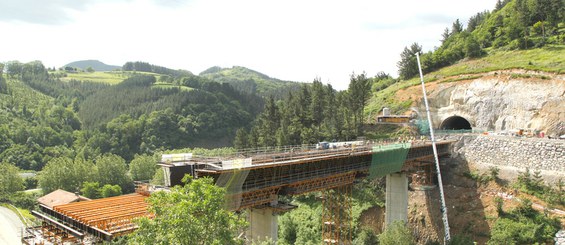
[233,73,374,149]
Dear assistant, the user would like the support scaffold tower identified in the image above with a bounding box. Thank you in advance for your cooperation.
[322,184,353,245]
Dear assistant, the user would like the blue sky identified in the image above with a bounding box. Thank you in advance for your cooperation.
[0,0,496,90]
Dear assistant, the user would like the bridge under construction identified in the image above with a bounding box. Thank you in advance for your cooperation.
[27,140,452,244]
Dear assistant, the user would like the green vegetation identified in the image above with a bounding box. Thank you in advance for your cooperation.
[38,157,97,194]
[377,221,415,245]
[64,59,120,71]
[123,61,192,77]
[377,0,565,117]
[129,176,247,245]
[129,155,159,181]
[236,74,371,149]
[278,179,384,245]
[514,168,564,207]
[151,82,193,91]
[200,66,302,99]
[0,162,24,197]
[488,198,560,244]
[397,0,565,79]
[59,71,130,84]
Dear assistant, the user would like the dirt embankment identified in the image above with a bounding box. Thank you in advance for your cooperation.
[358,157,565,244]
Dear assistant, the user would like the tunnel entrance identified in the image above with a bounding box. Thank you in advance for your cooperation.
[440,116,472,130]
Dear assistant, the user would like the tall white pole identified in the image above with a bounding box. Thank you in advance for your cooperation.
[415,53,451,243]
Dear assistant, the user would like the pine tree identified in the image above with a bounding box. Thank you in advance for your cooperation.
[452,19,463,34]
[233,128,249,150]
[397,43,422,80]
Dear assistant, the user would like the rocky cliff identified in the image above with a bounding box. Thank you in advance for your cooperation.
[412,70,565,136]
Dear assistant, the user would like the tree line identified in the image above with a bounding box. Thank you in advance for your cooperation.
[122,61,193,77]
[233,73,372,149]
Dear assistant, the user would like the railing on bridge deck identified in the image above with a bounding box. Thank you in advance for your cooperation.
[194,139,447,170]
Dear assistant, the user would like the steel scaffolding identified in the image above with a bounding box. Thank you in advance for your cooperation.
[322,183,353,245]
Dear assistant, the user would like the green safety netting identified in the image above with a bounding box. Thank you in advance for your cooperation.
[369,143,412,179]
[216,169,250,210]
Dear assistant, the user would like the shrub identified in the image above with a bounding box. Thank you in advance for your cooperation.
[488,198,560,245]
[378,221,415,245]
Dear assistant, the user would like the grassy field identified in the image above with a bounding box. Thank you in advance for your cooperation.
[152,82,193,91]
[57,71,161,84]
[365,45,565,117]
[431,44,565,78]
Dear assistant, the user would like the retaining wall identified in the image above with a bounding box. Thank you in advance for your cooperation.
[450,135,565,184]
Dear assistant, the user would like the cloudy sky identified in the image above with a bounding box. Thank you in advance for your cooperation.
[0,0,496,90]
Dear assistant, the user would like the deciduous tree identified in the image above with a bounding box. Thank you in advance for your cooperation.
[0,163,24,196]
[129,176,247,245]
[95,154,133,193]
[129,154,157,181]
[38,157,96,194]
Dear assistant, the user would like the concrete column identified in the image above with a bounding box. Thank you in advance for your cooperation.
[385,172,408,226]
[248,208,278,243]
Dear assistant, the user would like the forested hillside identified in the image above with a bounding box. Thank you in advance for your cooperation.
[122,61,193,77]
[233,73,375,149]
[397,0,564,80]
[0,60,264,170]
[200,66,302,98]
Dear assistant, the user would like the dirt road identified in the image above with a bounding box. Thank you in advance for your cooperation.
[0,206,24,245]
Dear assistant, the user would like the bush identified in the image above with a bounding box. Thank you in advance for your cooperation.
[9,192,37,210]
[378,221,415,245]
[81,181,100,199]
[494,196,504,216]
[100,184,122,198]
[488,198,560,245]
[24,176,38,190]
[448,234,474,245]
[353,228,378,245]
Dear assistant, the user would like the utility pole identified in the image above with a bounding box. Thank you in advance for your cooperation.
[415,53,451,243]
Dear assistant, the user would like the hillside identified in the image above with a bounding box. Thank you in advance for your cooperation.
[64,60,120,71]
[367,44,565,115]
[200,66,303,98]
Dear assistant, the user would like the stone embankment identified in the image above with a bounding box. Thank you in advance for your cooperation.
[450,135,565,184]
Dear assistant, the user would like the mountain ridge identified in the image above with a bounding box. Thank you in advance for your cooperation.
[64,60,120,71]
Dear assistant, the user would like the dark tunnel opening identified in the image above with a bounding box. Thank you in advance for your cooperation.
[440,116,472,130]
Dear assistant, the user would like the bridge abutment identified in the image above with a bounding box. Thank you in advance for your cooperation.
[385,172,408,226]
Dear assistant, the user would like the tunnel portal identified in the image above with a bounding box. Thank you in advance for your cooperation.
[440,116,472,130]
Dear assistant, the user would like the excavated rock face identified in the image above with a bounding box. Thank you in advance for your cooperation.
[422,71,565,136]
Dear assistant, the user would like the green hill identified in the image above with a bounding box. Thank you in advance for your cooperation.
[0,60,265,170]
[200,66,303,98]
[64,60,120,71]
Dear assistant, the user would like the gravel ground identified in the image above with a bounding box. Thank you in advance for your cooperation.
[0,206,24,245]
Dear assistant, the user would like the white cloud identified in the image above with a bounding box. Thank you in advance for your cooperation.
[0,0,496,90]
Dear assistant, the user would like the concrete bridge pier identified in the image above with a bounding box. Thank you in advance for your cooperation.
[248,204,278,243]
[385,172,408,226]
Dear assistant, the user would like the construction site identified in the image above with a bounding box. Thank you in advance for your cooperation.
[23,139,452,244]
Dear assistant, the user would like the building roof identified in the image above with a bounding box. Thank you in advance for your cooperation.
[37,189,91,208]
